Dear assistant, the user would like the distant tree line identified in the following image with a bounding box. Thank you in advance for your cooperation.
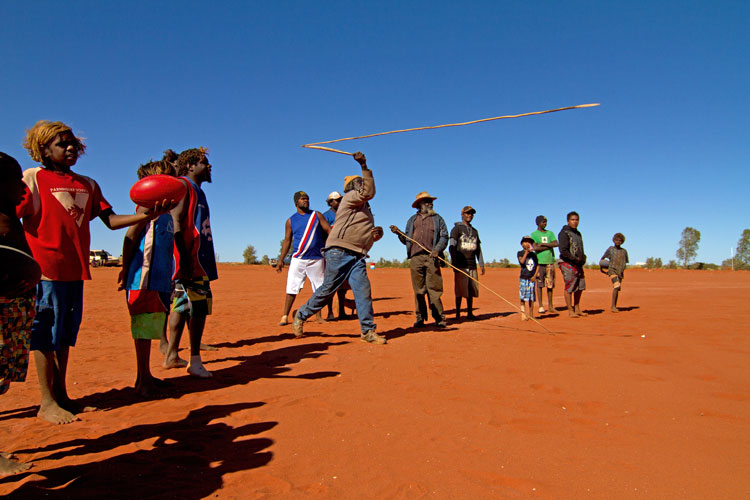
[240,228,750,270]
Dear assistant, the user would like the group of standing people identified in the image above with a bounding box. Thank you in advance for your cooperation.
[523,212,629,320]
[0,120,221,474]
[1,120,630,476]
[276,186,630,336]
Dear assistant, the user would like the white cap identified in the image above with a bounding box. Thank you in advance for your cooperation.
[326,191,343,201]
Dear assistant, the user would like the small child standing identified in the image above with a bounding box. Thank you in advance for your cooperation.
[601,233,629,312]
[118,156,177,398]
[517,236,539,321]
[0,152,41,476]
[18,120,171,424]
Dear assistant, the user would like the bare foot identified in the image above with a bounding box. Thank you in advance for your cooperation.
[199,343,218,351]
[0,455,31,477]
[568,310,580,318]
[38,402,78,424]
[279,314,289,326]
[163,356,188,369]
[521,313,528,321]
[159,341,169,356]
[187,363,213,378]
[577,311,589,317]
[611,307,619,313]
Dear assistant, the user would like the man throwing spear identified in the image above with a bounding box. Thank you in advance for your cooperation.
[292,152,386,344]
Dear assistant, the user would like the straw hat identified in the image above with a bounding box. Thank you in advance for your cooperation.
[412,191,437,208]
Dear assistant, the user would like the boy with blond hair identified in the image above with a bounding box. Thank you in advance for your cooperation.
[18,120,171,424]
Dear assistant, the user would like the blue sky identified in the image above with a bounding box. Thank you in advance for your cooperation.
[2,1,748,264]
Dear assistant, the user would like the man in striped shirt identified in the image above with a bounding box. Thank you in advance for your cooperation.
[276,191,331,325]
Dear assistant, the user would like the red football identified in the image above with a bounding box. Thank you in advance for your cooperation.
[129,175,187,207]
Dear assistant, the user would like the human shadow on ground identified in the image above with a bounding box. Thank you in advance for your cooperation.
[211,332,301,350]
[582,309,604,315]
[552,307,604,316]
[4,402,274,500]
[372,296,400,302]
[373,309,411,319]
[616,306,639,312]
[69,342,344,413]
[0,406,37,423]
[380,311,516,340]
[445,311,514,324]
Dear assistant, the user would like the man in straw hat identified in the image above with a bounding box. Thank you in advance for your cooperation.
[390,191,449,328]
[449,205,485,321]
[292,152,386,344]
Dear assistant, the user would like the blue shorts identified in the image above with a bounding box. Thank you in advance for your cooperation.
[31,281,84,352]
[519,278,536,302]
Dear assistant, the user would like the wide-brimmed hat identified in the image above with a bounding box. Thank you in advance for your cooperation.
[412,191,437,208]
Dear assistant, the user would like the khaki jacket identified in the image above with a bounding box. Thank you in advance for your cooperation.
[325,169,375,255]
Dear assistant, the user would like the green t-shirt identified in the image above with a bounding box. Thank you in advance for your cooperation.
[531,230,557,265]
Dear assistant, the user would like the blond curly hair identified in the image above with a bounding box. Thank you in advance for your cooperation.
[23,120,86,163]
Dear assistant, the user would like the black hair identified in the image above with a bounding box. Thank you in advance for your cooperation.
[176,147,208,177]
[566,211,579,221]
[0,152,22,181]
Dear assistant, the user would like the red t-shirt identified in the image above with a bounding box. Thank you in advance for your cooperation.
[17,167,112,281]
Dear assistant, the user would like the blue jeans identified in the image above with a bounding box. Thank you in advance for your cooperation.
[297,247,376,334]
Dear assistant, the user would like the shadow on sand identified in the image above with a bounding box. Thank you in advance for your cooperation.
[4,402,273,499]
[68,341,344,414]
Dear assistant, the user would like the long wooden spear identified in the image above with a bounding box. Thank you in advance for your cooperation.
[302,103,600,155]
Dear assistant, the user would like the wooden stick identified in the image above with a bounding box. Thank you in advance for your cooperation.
[302,103,599,150]
[301,144,353,156]
[392,228,554,335]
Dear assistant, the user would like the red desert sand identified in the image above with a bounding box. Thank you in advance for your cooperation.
[1,265,748,499]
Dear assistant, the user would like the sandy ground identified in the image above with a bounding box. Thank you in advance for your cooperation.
[0,265,748,499]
